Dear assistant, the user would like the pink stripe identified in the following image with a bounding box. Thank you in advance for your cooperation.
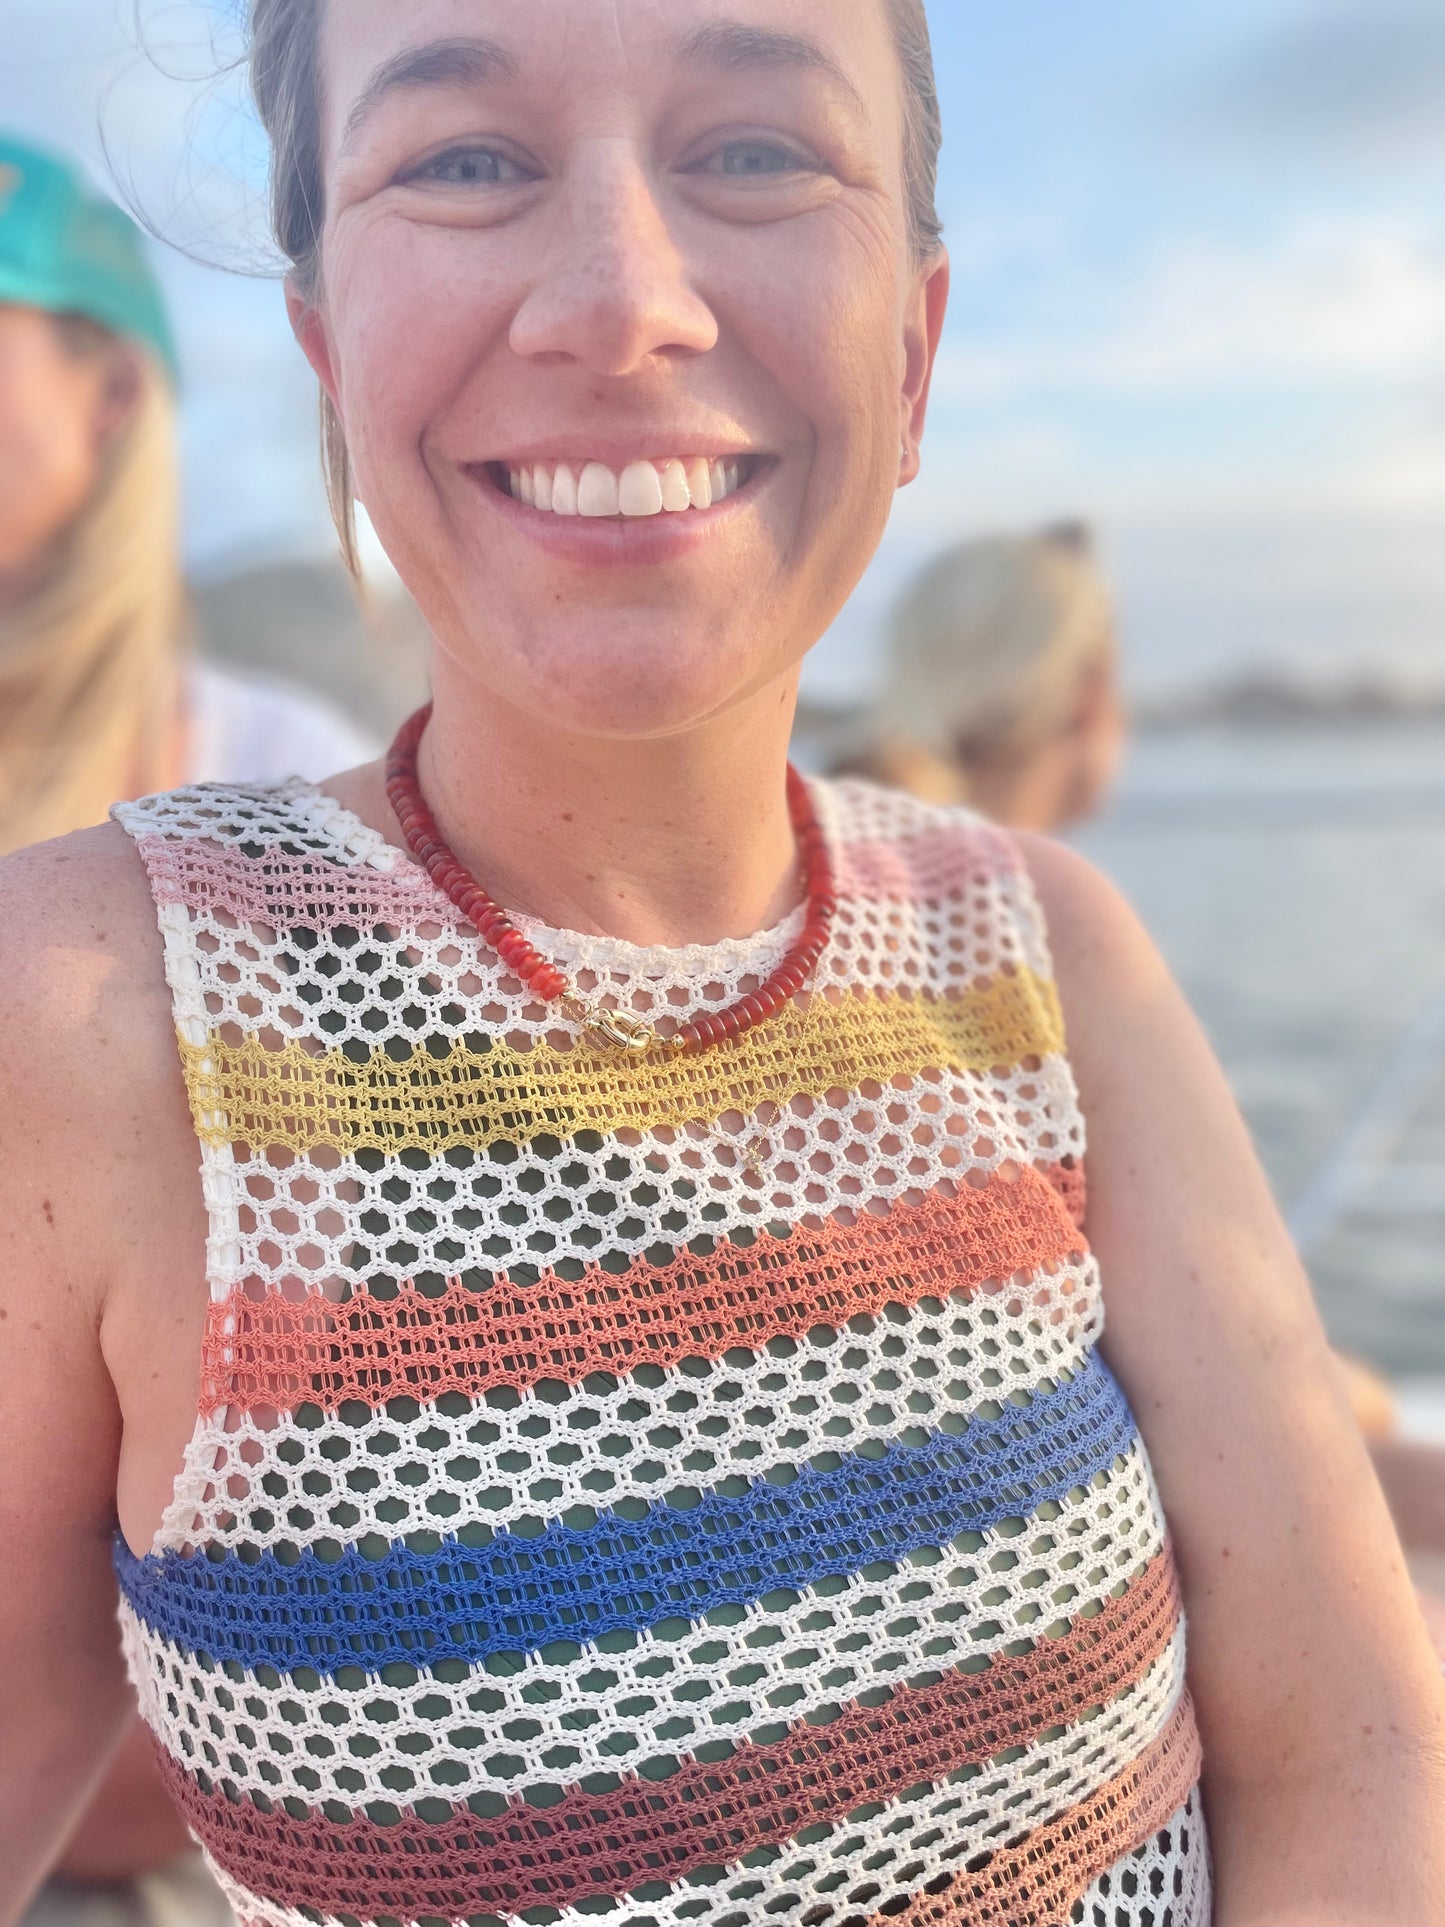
[133,833,442,928]
[135,821,1019,934]
[834,821,1022,902]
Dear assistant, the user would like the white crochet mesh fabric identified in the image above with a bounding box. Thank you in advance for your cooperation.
[209,1643,1192,1927]
[1072,1792,1213,1926]
[128,1441,1166,1806]
[112,775,1204,1927]
[156,1258,1105,1555]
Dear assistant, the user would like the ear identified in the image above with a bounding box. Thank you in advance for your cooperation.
[286,273,342,411]
[1067,649,1122,736]
[899,248,950,487]
[92,344,144,452]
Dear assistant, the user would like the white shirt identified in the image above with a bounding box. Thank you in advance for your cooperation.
[187,661,380,788]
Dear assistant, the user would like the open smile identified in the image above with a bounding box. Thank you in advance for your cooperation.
[479,453,767,519]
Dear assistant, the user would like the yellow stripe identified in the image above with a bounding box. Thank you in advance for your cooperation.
[179,974,1065,1154]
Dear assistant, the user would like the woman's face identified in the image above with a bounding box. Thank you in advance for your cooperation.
[0,307,127,600]
[295,0,947,740]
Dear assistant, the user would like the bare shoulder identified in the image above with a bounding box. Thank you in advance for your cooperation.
[0,818,166,1016]
[0,820,175,1063]
[1009,829,1158,976]
[0,822,182,1305]
[1007,830,1174,1096]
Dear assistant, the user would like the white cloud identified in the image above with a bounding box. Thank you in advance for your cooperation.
[936,219,1445,401]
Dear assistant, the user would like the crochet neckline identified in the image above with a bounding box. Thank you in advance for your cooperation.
[290,777,813,979]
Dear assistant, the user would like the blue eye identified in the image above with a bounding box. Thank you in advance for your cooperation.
[415,147,530,187]
[709,141,809,178]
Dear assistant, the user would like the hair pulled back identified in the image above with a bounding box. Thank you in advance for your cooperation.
[248,0,943,569]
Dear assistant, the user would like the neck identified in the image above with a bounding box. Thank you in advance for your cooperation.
[383,658,807,949]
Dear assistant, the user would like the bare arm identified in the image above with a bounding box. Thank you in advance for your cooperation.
[0,828,192,1922]
[1020,832,1445,1927]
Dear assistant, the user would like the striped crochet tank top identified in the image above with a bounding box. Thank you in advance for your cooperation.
[113,776,1210,1927]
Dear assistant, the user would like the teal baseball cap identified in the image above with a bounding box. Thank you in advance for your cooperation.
[0,132,179,385]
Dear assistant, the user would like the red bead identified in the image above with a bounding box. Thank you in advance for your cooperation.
[387,706,833,1055]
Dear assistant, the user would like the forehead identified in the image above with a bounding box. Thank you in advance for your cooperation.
[318,0,902,141]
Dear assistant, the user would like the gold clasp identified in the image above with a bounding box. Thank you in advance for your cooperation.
[587,1010,657,1055]
[564,996,659,1055]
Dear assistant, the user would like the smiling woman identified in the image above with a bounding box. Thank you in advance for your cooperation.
[2,5,1445,1927]
[251,0,943,569]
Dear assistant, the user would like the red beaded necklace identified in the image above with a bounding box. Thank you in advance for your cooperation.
[384,704,837,1055]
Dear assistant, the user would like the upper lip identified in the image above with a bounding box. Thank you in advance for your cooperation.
[471,439,764,468]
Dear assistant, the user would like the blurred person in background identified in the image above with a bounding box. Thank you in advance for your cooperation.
[0,131,374,1927]
[845,523,1124,827]
[0,132,374,863]
[844,522,1445,1657]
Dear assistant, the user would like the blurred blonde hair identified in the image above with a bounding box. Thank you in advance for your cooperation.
[0,344,184,855]
[868,526,1116,802]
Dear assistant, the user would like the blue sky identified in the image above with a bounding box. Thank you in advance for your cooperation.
[3,0,1443,700]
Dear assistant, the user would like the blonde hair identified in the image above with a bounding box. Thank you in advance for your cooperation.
[0,348,184,854]
[869,528,1115,799]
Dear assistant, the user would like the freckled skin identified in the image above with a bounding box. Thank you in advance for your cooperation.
[298,0,930,748]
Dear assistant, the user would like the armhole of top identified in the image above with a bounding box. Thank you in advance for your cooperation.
[112,794,245,1312]
[955,812,1090,1235]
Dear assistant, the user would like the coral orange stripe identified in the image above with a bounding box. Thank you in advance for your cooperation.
[202,1167,1085,1415]
[177,974,1066,1155]
[153,1552,1181,1918]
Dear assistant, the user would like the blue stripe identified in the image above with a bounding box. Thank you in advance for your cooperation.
[115,1354,1135,1675]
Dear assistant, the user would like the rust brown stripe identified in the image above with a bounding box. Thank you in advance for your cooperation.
[155,1550,1181,1918]
[864,1689,1203,1926]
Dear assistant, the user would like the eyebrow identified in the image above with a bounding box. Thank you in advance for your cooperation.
[677,21,868,116]
[340,36,520,154]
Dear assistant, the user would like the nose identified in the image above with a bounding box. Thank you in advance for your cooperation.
[509,143,719,375]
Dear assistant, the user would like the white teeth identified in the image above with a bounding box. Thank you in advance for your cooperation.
[504,455,750,517]
[660,459,691,513]
[619,460,664,517]
[551,462,578,516]
[687,457,713,511]
[578,462,621,517]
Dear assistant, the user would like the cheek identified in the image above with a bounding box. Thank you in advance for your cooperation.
[326,226,512,502]
[735,232,903,491]
[0,373,99,559]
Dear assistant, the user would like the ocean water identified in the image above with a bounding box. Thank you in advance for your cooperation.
[1074,721,1445,1374]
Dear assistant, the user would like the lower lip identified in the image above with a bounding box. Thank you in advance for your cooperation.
[463,463,768,568]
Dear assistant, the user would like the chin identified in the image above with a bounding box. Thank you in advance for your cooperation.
[448,607,781,740]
